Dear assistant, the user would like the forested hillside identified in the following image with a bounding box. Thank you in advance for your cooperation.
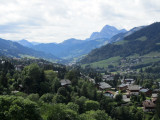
[0,38,59,61]
[81,22,160,64]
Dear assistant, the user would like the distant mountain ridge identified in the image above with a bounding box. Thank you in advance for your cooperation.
[109,26,144,43]
[80,22,160,64]
[17,39,40,48]
[89,25,126,40]
[17,25,127,61]
[0,38,59,61]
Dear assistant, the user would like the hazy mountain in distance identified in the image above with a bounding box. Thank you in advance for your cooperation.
[89,25,127,40]
[17,39,40,48]
[0,38,59,61]
[28,25,126,60]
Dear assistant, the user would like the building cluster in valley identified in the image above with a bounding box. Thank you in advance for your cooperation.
[82,74,160,112]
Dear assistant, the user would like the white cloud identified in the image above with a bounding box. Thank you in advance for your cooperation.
[0,0,160,43]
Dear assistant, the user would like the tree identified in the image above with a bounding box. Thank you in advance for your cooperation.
[57,87,68,96]
[115,94,122,102]
[22,64,46,94]
[39,93,54,103]
[52,94,66,103]
[44,70,57,81]
[84,100,100,112]
[65,70,80,85]
[0,96,41,120]
[27,93,39,102]
[80,110,112,120]
[75,96,88,113]
[47,104,79,120]
[156,94,160,118]
[67,102,79,112]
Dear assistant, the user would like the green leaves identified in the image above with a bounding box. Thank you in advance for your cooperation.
[0,96,41,120]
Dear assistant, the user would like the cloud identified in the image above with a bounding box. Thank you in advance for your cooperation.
[0,0,160,43]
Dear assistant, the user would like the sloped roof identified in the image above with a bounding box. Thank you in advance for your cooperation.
[60,79,71,86]
[99,82,111,89]
[118,84,127,88]
[140,88,149,93]
[143,100,155,108]
[128,85,140,90]
[125,78,134,81]
[152,93,158,98]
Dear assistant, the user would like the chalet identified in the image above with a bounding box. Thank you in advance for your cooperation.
[104,91,114,98]
[124,78,135,85]
[102,75,114,81]
[151,93,158,103]
[15,65,23,71]
[143,100,156,112]
[89,78,95,84]
[1,61,5,64]
[153,89,160,93]
[140,88,152,96]
[117,84,128,91]
[98,82,111,90]
[127,85,140,95]
[60,79,71,86]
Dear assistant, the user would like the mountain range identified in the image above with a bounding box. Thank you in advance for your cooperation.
[17,25,127,61]
[1,23,155,65]
[0,38,59,61]
[80,22,160,65]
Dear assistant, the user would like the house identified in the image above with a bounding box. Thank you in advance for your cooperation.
[124,78,135,85]
[122,95,130,102]
[151,93,158,103]
[117,84,128,91]
[98,82,111,90]
[143,100,156,112]
[15,65,23,71]
[153,89,160,93]
[104,91,114,98]
[127,85,140,95]
[89,78,95,84]
[60,79,71,86]
[140,88,152,96]
[1,61,5,64]
[102,75,114,81]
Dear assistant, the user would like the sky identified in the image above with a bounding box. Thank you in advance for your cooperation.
[0,0,160,43]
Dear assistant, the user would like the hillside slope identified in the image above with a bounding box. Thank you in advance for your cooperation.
[26,25,126,60]
[0,38,59,61]
[81,22,160,64]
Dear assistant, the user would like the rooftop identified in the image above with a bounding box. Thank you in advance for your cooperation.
[152,93,158,98]
[140,88,149,93]
[128,85,140,91]
[99,82,111,89]
[118,84,127,88]
[60,79,71,86]
[143,100,156,108]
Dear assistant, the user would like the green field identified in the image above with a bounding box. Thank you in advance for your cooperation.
[81,52,160,71]
[82,56,121,69]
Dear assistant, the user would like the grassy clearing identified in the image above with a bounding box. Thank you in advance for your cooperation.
[82,56,121,69]
[114,40,128,45]
[136,36,147,41]
[19,54,37,59]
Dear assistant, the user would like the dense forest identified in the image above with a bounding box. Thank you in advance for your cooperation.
[0,57,160,120]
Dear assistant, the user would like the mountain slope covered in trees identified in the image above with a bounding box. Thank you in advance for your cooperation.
[81,22,160,64]
[0,38,59,61]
